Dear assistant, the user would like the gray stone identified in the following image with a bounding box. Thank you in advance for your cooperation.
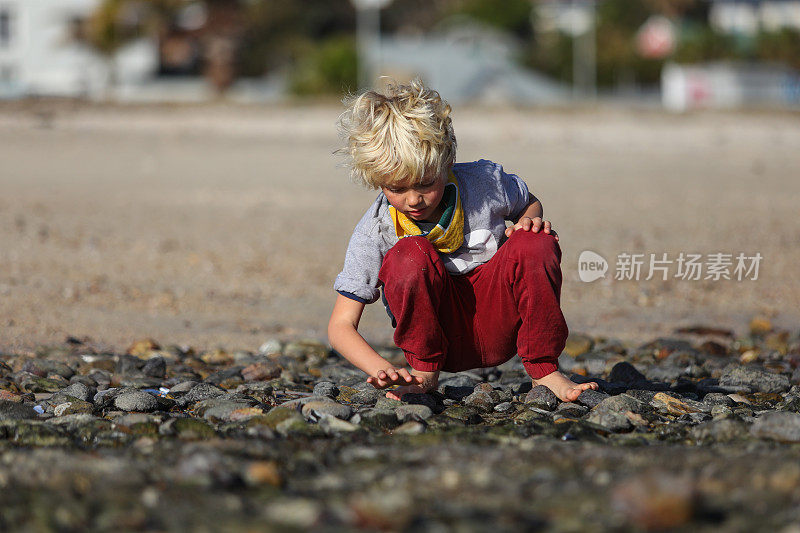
[751,411,800,442]
[690,418,749,443]
[494,402,515,413]
[113,390,158,412]
[313,381,339,399]
[180,383,227,405]
[142,356,166,378]
[318,414,362,434]
[395,404,433,421]
[170,381,199,394]
[393,420,426,434]
[58,382,91,402]
[0,400,39,420]
[463,390,496,412]
[359,408,400,430]
[702,392,736,407]
[201,400,258,422]
[719,366,791,394]
[575,389,609,409]
[592,393,650,415]
[586,410,632,432]
[301,400,353,420]
[524,385,559,411]
[556,402,588,417]
[374,397,404,410]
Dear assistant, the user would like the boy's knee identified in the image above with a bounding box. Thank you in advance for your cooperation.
[506,230,561,264]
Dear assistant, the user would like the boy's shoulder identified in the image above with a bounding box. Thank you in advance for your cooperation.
[352,192,393,240]
[453,158,500,175]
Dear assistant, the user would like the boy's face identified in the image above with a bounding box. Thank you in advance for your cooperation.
[381,168,447,223]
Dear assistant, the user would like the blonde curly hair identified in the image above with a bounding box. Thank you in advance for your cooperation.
[337,79,457,189]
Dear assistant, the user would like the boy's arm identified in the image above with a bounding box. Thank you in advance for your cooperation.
[504,193,558,240]
[327,294,424,388]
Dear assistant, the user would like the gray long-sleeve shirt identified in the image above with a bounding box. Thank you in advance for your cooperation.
[334,159,531,304]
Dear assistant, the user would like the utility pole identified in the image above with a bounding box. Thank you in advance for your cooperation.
[351,0,392,90]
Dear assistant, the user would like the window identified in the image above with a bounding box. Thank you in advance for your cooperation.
[0,8,12,48]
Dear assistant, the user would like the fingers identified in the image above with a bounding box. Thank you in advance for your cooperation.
[397,368,415,383]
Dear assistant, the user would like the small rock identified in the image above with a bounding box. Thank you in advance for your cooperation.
[359,409,399,430]
[575,389,609,409]
[318,414,362,434]
[524,385,559,411]
[650,392,700,416]
[313,381,339,399]
[749,316,772,336]
[719,366,790,394]
[395,404,433,421]
[493,402,515,413]
[564,333,594,357]
[180,383,226,405]
[608,361,648,385]
[301,400,353,421]
[114,390,158,412]
[142,357,166,378]
[0,400,39,420]
[241,360,282,381]
[463,390,496,412]
[751,411,800,442]
[702,392,735,407]
[690,419,749,443]
[587,410,631,432]
[393,420,426,434]
[58,382,91,402]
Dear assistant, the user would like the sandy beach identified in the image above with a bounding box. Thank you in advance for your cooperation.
[1,102,799,354]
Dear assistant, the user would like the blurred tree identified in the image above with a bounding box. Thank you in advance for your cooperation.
[445,0,533,40]
[757,29,800,71]
[290,36,358,95]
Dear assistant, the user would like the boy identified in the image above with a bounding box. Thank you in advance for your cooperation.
[327,79,598,402]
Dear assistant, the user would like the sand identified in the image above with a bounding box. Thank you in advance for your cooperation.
[1,101,798,354]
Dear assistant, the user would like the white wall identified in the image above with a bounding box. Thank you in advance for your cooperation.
[0,0,157,98]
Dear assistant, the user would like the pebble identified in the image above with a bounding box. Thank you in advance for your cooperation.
[313,381,339,399]
[575,389,609,409]
[395,404,434,421]
[0,400,39,420]
[114,390,158,412]
[301,400,353,421]
[719,366,791,394]
[751,411,800,442]
[524,385,559,411]
[58,382,91,402]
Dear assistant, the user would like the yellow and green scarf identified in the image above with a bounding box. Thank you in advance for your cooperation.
[389,172,464,253]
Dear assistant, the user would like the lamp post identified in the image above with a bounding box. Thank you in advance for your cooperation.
[350,0,392,90]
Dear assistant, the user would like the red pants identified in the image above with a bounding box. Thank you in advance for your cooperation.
[378,230,568,380]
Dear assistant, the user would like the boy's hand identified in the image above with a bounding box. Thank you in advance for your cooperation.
[505,216,558,241]
[366,367,422,389]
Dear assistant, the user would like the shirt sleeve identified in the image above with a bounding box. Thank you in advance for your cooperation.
[333,218,384,304]
[494,162,531,220]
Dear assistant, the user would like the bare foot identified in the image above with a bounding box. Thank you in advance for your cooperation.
[532,370,598,402]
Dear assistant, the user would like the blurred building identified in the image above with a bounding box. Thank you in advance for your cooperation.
[710,0,800,34]
[375,22,569,105]
[0,0,157,99]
